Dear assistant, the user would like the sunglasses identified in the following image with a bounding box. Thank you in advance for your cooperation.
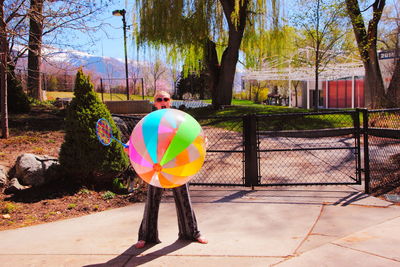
[156,97,170,102]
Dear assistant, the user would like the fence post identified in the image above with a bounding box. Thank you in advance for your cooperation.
[361,108,370,194]
[354,109,362,185]
[243,114,258,188]
[100,78,104,102]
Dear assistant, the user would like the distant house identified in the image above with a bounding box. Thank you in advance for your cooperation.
[294,76,365,109]
[242,51,397,109]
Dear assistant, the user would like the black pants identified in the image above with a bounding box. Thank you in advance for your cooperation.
[138,184,201,243]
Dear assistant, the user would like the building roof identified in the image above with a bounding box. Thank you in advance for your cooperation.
[242,62,365,81]
[242,48,365,81]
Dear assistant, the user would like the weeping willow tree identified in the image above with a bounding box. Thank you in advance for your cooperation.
[133,0,289,107]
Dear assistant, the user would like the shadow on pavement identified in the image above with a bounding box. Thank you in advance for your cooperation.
[84,240,191,267]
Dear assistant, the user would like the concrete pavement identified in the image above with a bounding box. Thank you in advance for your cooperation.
[0,186,399,266]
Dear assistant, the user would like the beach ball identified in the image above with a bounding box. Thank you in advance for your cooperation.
[129,109,206,188]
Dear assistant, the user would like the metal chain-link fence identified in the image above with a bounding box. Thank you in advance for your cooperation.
[256,111,362,186]
[366,108,400,195]
[113,110,363,188]
[112,114,245,186]
[192,116,244,185]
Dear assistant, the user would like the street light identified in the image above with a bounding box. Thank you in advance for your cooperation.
[112,9,129,100]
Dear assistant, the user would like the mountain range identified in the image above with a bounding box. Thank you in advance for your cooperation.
[16,47,244,92]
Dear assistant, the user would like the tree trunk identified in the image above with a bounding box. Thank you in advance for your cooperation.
[211,0,248,108]
[28,0,45,101]
[363,58,386,108]
[0,0,8,138]
[386,53,400,107]
[204,39,220,105]
[345,0,386,108]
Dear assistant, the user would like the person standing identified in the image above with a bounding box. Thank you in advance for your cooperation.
[134,90,207,249]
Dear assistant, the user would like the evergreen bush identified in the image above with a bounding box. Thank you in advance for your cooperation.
[7,67,30,113]
[58,69,129,185]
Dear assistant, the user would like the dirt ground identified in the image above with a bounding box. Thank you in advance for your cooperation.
[0,105,145,231]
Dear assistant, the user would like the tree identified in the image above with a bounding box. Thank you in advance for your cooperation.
[292,0,350,110]
[4,0,113,101]
[47,75,58,91]
[176,71,208,99]
[149,59,167,95]
[345,0,400,107]
[27,0,44,100]
[133,0,282,108]
[128,62,142,96]
[58,69,129,185]
[381,1,400,106]
[0,0,7,138]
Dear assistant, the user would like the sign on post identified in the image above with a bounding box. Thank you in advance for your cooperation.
[378,50,400,60]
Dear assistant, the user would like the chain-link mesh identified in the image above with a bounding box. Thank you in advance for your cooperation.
[112,114,245,186]
[367,109,400,195]
[112,115,144,143]
[191,116,244,185]
[256,111,361,186]
[113,111,364,188]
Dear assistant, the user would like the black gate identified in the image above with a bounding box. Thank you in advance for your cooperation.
[113,110,363,188]
[254,111,362,187]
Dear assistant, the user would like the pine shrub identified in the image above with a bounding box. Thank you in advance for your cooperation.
[58,69,129,185]
[7,67,30,113]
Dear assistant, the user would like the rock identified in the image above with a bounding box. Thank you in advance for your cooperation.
[4,178,30,194]
[15,153,59,186]
[0,165,8,187]
[53,97,72,108]
[112,116,129,142]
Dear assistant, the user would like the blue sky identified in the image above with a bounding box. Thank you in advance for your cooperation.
[79,1,138,61]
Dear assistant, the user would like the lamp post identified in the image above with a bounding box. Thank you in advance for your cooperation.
[112,9,129,100]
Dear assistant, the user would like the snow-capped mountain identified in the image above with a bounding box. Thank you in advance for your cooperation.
[16,46,244,92]
[42,48,143,79]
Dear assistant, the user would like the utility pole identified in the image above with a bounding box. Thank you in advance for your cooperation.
[113,9,130,100]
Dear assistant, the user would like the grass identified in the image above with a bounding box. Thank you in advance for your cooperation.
[45,91,357,131]
[1,203,17,214]
[188,102,357,132]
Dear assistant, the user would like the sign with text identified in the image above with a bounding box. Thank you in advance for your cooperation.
[378,50,400,60]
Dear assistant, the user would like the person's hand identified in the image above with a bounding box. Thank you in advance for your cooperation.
[124,142,129,154]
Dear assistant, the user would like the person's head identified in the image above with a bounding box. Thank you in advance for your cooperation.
[153,90,172,110]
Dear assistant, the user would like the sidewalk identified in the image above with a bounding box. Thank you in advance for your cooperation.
[0,186,399,266]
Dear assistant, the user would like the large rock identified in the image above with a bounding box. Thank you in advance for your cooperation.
[15,153,58,186]
[4,178,30,194]
[0,165,7,187]
[112,116,130,143]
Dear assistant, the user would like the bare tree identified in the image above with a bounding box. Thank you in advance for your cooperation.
[5,0,114,100]
[292,0,350,110]
[128,61,142,96]
[149,59,167,95]
[0,0,8,138]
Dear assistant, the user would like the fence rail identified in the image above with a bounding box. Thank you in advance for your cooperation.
[113,110,365,190]
[113,108,400,195]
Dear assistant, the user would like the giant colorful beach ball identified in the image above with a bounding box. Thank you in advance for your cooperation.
[129,109,206,188]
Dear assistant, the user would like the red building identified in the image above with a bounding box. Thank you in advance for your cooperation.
[323,77,365,108]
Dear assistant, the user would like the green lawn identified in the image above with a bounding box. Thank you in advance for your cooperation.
[45,91,357,131]
[187,100,357,131]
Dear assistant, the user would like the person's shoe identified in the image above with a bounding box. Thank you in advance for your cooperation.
[196,236,208,244]
[134,240,146,249]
